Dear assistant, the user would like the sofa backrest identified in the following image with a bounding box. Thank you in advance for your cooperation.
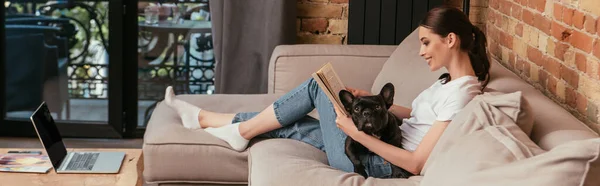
[370,30,446,107]
[371,29,598,150]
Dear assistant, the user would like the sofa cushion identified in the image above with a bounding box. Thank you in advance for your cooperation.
[370,29,446,108]
[143,94,281,184]
[420,125,541,186]
[249,139,420,186]
[423,136,600,186]
[422,91,541,175]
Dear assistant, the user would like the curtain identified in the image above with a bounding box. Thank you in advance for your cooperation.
[210,0,296,94]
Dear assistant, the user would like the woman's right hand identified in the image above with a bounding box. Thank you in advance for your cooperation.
[346,87,372,97]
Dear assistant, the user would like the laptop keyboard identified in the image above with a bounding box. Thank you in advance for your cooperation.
[65,152,100,171]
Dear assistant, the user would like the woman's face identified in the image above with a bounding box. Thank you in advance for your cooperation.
[418,26,451,71]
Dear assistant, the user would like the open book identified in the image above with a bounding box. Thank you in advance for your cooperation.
[311,63,350,116]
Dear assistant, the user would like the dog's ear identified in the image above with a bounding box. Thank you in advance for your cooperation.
[339,90,355,114]
[379,83,395,109]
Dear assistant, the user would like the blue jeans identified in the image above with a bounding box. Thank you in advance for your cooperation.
[232,78,393,178]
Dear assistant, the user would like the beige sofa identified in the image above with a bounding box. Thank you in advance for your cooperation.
[143,30,600,185]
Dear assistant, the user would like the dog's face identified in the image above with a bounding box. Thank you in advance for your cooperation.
[339,83,394,137]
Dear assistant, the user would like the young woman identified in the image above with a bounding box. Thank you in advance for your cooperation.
[163,6,490,178]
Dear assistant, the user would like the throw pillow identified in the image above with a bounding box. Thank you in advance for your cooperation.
[421,91,538,175]
[429,138,600,186]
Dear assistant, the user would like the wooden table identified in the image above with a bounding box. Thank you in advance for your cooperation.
[0,148,143,186]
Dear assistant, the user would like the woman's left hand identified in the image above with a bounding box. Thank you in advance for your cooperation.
[333,106,361,138]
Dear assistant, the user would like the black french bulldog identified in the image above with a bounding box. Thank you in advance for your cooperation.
[339,83,412,178]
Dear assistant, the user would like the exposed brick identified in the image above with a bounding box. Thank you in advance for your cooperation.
[553,3,563,22]
[561,65,579,88]
[297,33,343,44]
[490,0,499,10]
[514,37,528,57]
[570,30,594,53]
[575,52,588,72]
[301,18,328,33]
[539,33,549,52]
[545,56,562,77]
[586,56,599,78]
[309,0,328,3]
[534,13,552,35]
[343,5,349,19]
[512,4,523,20]
[547,38,556,56]
[502,47,510,65]
[557,80,567,102]
[472,0,489,7]
[517,0,526,6]
[531,64,540,82]
[331,0,349,3]
[516,23,524,37]
[594,39,600,59]
[523,9,535,26]
[551,21,568,41]
[588,102,599,123]
[499,0,511,15]
[490,42,502,59]
[298,3,343,18]
[580,0,600,16]
[563,7,574,26]
[539,70,549,89]
[577,92,588,114]
[533,0,547,13]
[555,42,570,60]
[564,49,576,69]
[515,55,524,72]
[584,15,596,35]
[566,87,577,108]
[524,60,531,77]
[528,46,545,66]
[470,7,487,24]
[500,30,514,49]
[328,19,347,34]
[548,76,558,95]
[572,11,585,29]
[597,18,600,36]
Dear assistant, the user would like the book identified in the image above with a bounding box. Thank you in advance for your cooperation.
[0,154,52,173]
[311,63,350,116]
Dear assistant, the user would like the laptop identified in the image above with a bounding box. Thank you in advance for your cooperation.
[29,102,125,173]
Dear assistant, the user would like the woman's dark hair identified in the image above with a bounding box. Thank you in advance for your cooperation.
[419,6,490,90]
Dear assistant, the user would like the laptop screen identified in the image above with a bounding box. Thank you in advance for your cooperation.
[30,103,67,168]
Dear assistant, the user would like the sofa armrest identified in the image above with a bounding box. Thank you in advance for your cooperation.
[267,44,397,94]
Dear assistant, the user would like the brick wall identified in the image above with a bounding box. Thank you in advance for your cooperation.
[296,0,600,130]
[485,0,600,131]
[297,0,349,44]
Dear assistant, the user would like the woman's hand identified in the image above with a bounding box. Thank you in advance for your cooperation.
[333,106,362,138]
[346,87,372,97]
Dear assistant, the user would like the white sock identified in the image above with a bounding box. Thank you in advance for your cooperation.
[164,86,202,129]
[204,122,249,151]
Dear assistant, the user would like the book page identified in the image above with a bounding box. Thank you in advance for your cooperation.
[314,63,348,116]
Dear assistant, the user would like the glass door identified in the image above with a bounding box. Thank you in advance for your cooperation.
[135,0,214,130]
[1,0,125,138]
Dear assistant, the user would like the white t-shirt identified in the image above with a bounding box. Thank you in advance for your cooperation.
[400,76,482,152]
